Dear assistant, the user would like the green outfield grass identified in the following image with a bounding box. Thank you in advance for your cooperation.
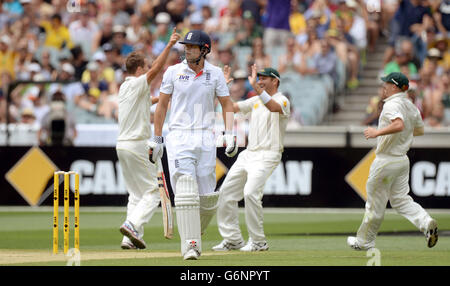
[0,207,449,266]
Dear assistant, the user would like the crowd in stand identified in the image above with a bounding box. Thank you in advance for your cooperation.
[363,0,450,127]
[0,0,448,140]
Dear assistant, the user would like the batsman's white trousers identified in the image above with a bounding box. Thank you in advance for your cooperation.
[116,140,160,243]
[165,130,216,196]
[356,154,432,247]
[217,149,281,243]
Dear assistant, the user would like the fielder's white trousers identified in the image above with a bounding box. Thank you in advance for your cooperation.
[356,154,432,247]
[116,140,160,243]
[217,149,281,243]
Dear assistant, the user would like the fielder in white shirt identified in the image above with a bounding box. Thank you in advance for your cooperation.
[150,30,237,260]
[347,72,438,250]
[213,65,291,252]
[117,29,181,250]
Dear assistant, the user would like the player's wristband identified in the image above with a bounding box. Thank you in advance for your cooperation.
[153,136,164,144]
[259,91,271,104]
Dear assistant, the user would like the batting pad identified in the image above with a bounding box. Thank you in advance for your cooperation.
[174,175,201,255]
[200,192,220,234]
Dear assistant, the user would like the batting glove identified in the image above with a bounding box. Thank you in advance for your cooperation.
[148,136,164,164]
[223,132,238,157]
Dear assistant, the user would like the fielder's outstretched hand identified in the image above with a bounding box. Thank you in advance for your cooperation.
[223,65,234,84]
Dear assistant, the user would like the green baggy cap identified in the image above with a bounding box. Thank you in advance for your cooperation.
[257,67,281,81]
[381,72,409,91]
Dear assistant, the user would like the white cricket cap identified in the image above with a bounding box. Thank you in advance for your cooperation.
[61,63,75,75]
[27,63,42,73]
[0,35,11,45]
[155,12,171,24]
[92,51,106,62]
[87,61,99,71]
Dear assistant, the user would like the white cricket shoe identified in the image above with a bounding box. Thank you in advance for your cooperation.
[120,240,137,250]
[183,240,201,260]
[425,219,438,248]
[239,240,269,252]
[212,240,245,251]
[347,236,373,251]
[119,220,147,249]
[184,248,200,260]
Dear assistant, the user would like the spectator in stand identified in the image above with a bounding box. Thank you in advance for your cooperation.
[362,87,384,126]
[218,47,236,69]
[39,49,57,80]
[278,36,303,74]
[107,0,131,27]
[399,38,422,71]
[69,8,99,59]
[0,35,17,84]
[289,0,307,37]
[302,38,338,83]
[384,49,419,77]
[248,37,271,70]
[92,16,114,53]
[126,13,147,46]
[430,34,450,72]
[304,0,332,39]
[49,62,85,103]
[20,107,36,125]
[201,5,219,34]
[233,10,264,48]
[296,18,321,59]
[263,0,292,49]
[103,43,125,84]
[111,25,133,57]
[39,13,73,50]
[189,10,204,30]
[384,0,431,66]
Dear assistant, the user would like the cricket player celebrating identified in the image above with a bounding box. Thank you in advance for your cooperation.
[347,72,438,250]
[213,65,290,252]
[117,29,181,249]
[150,30,237,260]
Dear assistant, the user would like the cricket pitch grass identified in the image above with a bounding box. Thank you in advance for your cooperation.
[1,207,449,266]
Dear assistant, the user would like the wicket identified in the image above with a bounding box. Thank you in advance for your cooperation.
[53,171,80,254]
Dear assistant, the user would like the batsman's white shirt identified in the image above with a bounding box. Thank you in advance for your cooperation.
[159,59,229,195]
[356,92,431,248]
[217,93,290,243]
[116,74,159,243]
[160,59,229,131]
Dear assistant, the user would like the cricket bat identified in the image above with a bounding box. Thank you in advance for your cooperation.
[157,157,173,239]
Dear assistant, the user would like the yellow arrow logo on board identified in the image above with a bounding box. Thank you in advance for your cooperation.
[5,147,58,206]
[215,158,228,182]
[345,148,376,201]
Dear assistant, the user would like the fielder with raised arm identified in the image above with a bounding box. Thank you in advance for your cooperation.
[116,29,181,250]
[150,30,237,260]
[213,65,290,252]
[347,72,438,251]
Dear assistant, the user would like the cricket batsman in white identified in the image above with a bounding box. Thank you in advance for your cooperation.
[347,72,438,250]
[213,65,290,252]
[150,30,237,260]
[116,29,181,249]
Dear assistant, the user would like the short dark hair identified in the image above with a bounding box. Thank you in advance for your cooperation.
[125,51,145,74]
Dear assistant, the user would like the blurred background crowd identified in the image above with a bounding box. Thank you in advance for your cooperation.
[0,0,449,145]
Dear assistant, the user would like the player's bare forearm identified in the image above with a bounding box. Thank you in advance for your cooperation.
[151,97,159,104]
[146,28,180,84]
[218,96,235,132]
[364,118,404,139]
[154,92,171,136]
